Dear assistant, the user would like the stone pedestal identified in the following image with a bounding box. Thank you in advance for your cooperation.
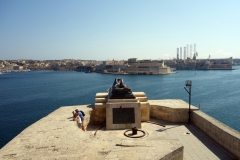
[106,99,141,130]
[94,92,150,125]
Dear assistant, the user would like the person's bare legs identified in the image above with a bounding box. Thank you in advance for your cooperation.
[81,121,85,131]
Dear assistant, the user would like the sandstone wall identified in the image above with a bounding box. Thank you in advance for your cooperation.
[90,104,106,124]
[149,100,199,122]
[192,110,240,159]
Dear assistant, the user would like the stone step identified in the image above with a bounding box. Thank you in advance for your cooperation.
[107,98,138,103]
[96,92,108,98]
[136,97,148,102]
[95,98,107,103]
[95,92,147,99]
[133,92,146,97]
[94,103,106,108]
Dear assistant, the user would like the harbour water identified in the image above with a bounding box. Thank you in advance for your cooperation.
[0,67,240,148]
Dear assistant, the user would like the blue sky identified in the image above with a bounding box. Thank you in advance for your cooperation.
[0,0,239,60]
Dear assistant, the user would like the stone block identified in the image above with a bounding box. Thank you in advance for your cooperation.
[136,97,148,102]
[107,98,138,103]
[93,103,106,124]
[95,98,106,103]
[89,108,106,124]
[95,92,108,98]
[94,103,106,108]
[140,102,150,121]
[149,100,199,122]
[132,92,146,97]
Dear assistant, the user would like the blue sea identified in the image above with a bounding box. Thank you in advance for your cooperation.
[1,67,240,148]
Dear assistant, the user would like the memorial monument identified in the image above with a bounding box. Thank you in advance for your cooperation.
[94,78,150,130]
[106,79,141,129]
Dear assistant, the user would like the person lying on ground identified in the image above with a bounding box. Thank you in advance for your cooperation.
[72,109,85,131]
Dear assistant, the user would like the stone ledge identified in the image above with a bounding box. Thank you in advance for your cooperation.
[95,92,146,98]
[94,103,106,108]
[149,99,199,122]
[133,92,146,97]
[192,110,240,159]
[107,98,138,103]
[96,92,108,98]
[149,99,199,110]
[193,110,240,136]
[95,98,106,103]
[136,97,148,102]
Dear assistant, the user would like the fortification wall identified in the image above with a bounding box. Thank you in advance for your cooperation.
[149,100,199,122]
[192,110,240,159]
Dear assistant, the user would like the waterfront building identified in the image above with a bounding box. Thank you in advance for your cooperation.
[97,60,125,73]
[165,57,233,70]
[122,59,173,74]
[13,65,23,70]
[99,58,173,74]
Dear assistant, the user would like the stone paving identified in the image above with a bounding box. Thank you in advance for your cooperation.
[0,105,234,160]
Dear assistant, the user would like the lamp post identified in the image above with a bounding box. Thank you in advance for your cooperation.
[184,80,192,123]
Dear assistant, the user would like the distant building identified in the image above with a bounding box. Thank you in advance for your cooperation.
[99,58,174,74]
[123,59,173,74]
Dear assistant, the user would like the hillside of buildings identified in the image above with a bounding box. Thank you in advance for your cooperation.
[0,57,237,74]
[0,58,173,74]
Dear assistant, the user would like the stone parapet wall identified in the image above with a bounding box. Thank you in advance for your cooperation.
[192,110,240,159]
[150,104,171,121]
[149,100,199,122]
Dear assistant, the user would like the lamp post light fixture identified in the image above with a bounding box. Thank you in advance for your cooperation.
[184,80,192,123]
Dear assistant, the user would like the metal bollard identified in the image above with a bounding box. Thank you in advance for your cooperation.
[132,127,137,135]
